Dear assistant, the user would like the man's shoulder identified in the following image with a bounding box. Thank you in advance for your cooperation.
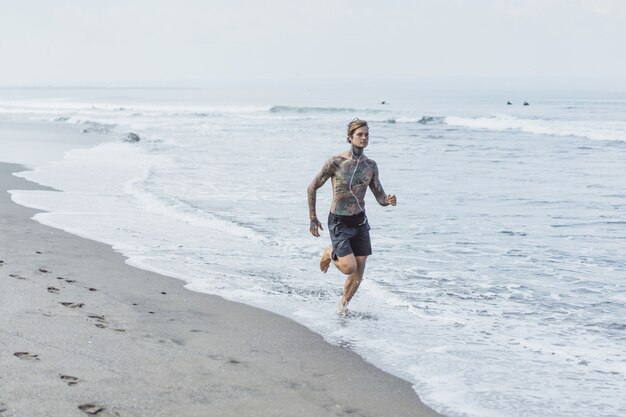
[321,155,345,173]
[334,151,350,160]
[325,154,348,164]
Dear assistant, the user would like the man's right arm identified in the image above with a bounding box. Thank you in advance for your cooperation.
[307,158,337,237]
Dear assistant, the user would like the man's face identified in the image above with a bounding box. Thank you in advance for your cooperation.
[350,126,369,148]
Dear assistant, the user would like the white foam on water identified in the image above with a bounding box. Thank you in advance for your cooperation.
[445,114,626,142]
[15,142,156,193]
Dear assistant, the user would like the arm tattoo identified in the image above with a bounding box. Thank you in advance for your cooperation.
[308,158,339,219]
[368,161,389,206]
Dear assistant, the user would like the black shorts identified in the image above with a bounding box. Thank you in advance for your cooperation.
[328,212,372,259]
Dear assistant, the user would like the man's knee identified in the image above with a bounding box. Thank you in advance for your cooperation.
[336,255,357,275]
[342,262,357,275]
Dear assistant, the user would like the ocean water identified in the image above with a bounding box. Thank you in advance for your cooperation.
[1,86,625,417]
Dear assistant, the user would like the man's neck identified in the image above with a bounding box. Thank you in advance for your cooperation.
[350,144,364,160]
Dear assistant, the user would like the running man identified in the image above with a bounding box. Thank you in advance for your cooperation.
[307,118,397,314]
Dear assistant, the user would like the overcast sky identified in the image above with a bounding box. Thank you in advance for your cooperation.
[1,0,625,88]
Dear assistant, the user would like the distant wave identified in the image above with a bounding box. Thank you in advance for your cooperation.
[267,107,445,125]
[76,120,117,135]
[269,105,366,114]
[0,98,270,121]
[380,116,446,124]
[418,116,445,125]
[444,114,626,142]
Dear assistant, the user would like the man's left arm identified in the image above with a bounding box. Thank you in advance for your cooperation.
[369,161,397,206]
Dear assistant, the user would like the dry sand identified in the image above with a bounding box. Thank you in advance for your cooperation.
[0,159,445,417]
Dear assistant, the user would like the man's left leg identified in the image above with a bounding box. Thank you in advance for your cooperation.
[339,255,367,310]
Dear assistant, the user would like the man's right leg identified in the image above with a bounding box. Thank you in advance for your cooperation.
[340,255,367,309]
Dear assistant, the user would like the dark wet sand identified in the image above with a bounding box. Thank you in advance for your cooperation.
[0,159,445,417]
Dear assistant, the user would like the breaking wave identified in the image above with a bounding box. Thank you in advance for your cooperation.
[269,105,368,114]
[444,114,626,142]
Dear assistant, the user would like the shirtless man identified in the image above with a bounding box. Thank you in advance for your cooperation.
[307,118,397,314]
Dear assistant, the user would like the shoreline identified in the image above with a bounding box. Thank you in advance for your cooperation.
[0,120,111,169]
[0,159,445,416]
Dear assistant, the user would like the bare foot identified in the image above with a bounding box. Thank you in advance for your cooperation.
[319,246,332,273]
[336,298,349,316]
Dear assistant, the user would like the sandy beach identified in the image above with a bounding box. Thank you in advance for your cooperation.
[0,129,444,416]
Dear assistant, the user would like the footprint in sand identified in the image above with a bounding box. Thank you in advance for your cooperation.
[89,314,108,329]
[9,274,26,280]
[60,374,80,386]
[47,287,60,294]
[89,314,125,332]
[59,302,85,308]
[0,402,8,413]
[0,260,4,266]
[78,403,105,415]
[14,352,40,361]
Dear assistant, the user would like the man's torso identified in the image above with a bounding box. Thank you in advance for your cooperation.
[330,153,376,216]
